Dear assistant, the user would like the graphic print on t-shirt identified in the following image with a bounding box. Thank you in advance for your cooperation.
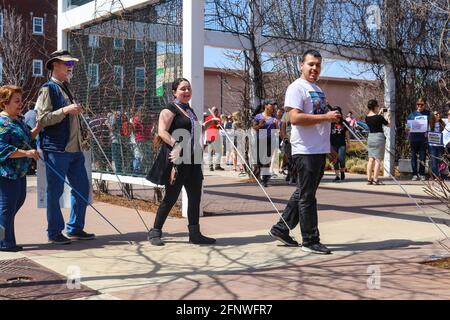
[332,123,344,135]
[310,91,326,115]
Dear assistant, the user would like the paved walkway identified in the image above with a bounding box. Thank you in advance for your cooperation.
[1,168,450,300]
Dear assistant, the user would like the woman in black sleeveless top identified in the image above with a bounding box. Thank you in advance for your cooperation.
[365,99,390,185]
[147,78,218,246]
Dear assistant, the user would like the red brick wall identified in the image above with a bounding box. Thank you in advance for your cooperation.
[1,0,57,105]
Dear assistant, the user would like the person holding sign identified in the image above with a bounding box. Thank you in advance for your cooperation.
[428,111,446,179]
[406,98,430,181]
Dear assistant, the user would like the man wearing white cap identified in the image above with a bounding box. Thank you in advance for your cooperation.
[36,50,95,245]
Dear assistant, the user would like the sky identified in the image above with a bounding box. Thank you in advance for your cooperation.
[204,47,378,80]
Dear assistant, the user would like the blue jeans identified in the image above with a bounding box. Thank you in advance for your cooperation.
[0,176,26,249]
[332,145,346,170]
[44,151,89,239]
[429,145,444,177]
[410,140,428,176]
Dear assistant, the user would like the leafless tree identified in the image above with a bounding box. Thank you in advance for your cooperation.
[0,7,42,103]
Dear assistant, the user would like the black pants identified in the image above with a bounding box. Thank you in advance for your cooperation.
[154,164,203,229]
[272,154,326,245]
[410,140,428,176]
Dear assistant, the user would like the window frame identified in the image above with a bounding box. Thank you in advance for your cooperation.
[32,17,44,35]
[135,39,144,52]
[0,11,3,37]
[88,63,99,88]
[32,59,44,77]
[114,65,123,89]
[88,34,99,48]
[135,67,145,91]
[113,38,124,50]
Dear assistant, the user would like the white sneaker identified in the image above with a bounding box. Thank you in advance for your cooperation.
[412,175,419,181]
[420,175,426,181]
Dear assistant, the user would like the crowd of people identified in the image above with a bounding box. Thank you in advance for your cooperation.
[0,47,447,256]
[88,108,157,175]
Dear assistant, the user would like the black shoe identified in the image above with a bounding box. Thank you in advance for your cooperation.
[0,245,23,252]
[263,181,268,187]
[148,228,164,246]
[341,172,345,181]
[333,176,340,182]
[48,234,72,245]
[302,242,331,254]
[269,229,299,247]
[66,231,96,240]
[188,225,216,245]
[214,165,225,171]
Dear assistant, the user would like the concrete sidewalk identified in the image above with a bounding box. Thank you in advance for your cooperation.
[2,170,450,300]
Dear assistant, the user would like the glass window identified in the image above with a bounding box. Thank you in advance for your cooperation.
[32,59,43,77]
[135,67,145,91]
[135,39,144,52]
[33,17,44,35]
[0,12,3,37]
[88,63,99,88]
[113,38,124,50]
[114,65,123,89]
[88,35,99,48]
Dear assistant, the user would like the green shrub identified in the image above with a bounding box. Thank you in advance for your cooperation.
[350,165,367,174]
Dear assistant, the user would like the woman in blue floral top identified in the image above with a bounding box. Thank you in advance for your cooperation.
[0,85,42,252]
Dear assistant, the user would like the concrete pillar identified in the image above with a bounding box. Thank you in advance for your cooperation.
[182,0,204,218]
[57,0,68,50]
[384,64,396,176]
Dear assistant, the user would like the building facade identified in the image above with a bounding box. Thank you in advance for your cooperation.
[0,0,57,105]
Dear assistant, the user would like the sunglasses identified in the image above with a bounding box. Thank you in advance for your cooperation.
[64,61,76,67]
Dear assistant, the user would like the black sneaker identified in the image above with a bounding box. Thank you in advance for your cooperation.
[302,242,331,254]
[333,176,340,182]
[66,231,96,240]
[209,165,214,171]
[48,234,72,245]
[269,229,299,247]
[215,165,225,171]
[0,245,23,252]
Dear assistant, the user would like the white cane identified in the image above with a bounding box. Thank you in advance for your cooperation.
[343,120,450,251]
[207,109,295,236]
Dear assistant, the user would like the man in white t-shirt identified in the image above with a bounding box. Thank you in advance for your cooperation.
[269,50,341,254]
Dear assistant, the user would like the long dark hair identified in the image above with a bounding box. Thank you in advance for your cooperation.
[429,110,445,132]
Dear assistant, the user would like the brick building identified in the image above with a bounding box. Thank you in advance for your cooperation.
[0,0,57,105]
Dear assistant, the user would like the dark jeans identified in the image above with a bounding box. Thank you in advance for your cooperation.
[410,140,428,176]
[0,176,26,249]
[154,164,203,229]
[429,145,444,177]
[272,154,326,245]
